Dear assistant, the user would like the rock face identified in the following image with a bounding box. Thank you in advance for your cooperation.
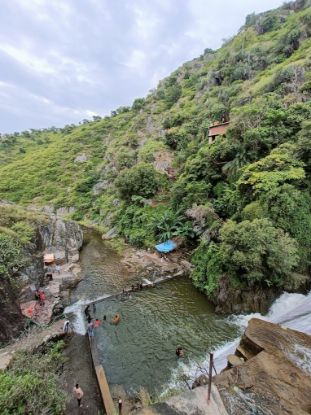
[214,318,311,415]
[1,215,83,343]
[213,277,281,314]
[0,279,25,343]
[38,218,83,262]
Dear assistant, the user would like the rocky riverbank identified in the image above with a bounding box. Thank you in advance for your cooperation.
[18,214,83,326]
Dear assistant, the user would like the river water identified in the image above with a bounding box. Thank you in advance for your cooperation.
[69,231,240,396]
[69,230,311,398]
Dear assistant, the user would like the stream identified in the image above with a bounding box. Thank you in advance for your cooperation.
[67,230,311,398]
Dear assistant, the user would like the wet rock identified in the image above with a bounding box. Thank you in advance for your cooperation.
[214,276,280,314]
[52,302,64,316]
[214,319,311,415]
[192,374,208,389]
[102,227,118,240]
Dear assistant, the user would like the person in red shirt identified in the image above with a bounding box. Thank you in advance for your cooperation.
[39,290,46,306]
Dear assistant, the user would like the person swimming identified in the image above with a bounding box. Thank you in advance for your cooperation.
[176,347,184,358]
[112,314,121,325]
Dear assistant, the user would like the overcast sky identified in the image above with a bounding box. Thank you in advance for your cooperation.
[0,0,284,133]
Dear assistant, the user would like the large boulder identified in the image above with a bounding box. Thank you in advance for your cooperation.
[214,318,311,415]
[38,218,83,262]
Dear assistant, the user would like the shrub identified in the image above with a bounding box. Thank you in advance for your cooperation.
[0,234,26,277]
[219,219,298,286]
[115,163,166,201]
[0,342,66,414]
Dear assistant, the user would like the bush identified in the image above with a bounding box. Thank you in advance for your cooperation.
[0,341,66,414]
[0,233,26,277]
[191,241,223,295]
[220,219,298,285]
[115,163,166,201]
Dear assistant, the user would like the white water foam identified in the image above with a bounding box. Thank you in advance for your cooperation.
[286,344,311,375]
[64,293,112,334]
[165,289,311,392]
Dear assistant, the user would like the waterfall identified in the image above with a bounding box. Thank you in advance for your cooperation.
[214,290,311,371]
[64,293,113,334]
[167,289,311,391]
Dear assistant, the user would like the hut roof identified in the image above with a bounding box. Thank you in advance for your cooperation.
[44,253,55,264]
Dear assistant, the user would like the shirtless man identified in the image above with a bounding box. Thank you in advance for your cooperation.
[73,383,84,407]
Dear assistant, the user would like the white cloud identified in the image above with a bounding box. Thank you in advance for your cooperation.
[131,4,160,42]
[0,42,57,75]
[0,0,285,132]
[123,49,148,75]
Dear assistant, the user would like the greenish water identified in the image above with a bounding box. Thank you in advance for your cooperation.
[72,229,311,410]
[72,230,140,302]
[94,278,239,396]
[74,230,239,396]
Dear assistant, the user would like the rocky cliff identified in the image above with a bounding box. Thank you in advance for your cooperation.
[214,319,311,415]
[38,216,83,263]
[0,205,83,343]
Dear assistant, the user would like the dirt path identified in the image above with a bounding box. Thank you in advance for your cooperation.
[60,334,104,415]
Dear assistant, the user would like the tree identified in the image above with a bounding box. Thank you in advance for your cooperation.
[238,143,305,198]
[115,163,166,201]
[219,219,298,286]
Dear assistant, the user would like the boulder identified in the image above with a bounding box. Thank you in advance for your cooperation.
[56,206,75,217]
[192,374,208,389]
[214,319,311,415]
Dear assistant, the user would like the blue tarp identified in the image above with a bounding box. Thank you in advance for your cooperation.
[155,240,177,253]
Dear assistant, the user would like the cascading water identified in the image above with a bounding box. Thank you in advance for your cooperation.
[168,289,311,389]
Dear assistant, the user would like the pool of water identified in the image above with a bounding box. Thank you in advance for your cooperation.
[94,277,240,397]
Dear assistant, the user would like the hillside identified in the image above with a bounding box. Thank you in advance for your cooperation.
[1,0,311,311]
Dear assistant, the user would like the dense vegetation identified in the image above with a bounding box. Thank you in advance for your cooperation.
[0,0,311,303]
[0,204,46,278]
[0,341,66,414]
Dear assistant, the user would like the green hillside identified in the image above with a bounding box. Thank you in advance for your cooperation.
[1,0,311,302]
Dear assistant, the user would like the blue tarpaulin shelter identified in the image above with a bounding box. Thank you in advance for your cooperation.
[155,240,177,253]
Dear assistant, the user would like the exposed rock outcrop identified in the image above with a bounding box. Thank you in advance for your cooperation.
[0,210,83,343]
[38,217,83,261]
[213,277,281,314]
[214,319,311,415]
[0,279,25,343]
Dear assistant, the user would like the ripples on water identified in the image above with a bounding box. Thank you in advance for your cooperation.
[72,231,140,302]
[71,230,311,399]
[94,278,239,396]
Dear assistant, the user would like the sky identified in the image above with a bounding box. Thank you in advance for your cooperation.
[0,0,284,133]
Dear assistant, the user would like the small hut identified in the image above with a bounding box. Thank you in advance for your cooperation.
[208,121,230,144]
[43,253,55,267]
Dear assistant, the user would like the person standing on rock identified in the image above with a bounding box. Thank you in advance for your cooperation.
[39,290,46,306]
[73,383,84,407]
[118,397,122,414]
